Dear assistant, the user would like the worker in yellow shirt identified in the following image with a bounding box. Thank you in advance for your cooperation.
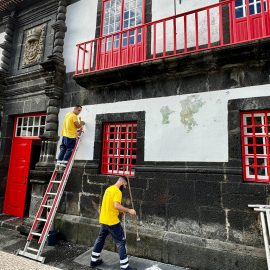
[56,105,85,171]
[90,176,137,270]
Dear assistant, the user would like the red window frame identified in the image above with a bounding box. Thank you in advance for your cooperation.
[241,110,270,183]
[13,113,47,139]
[100,0,145,37]
[101,122,137,176]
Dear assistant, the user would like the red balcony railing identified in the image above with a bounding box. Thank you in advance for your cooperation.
[75,0,270,76]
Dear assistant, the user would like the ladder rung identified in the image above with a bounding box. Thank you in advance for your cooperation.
[47,192,57,196]
[42,205,52,209]
[37,218,47,222]
[27,247,39,253]
[17,250,45,263]
[52,181,61,184]
[31,232,42,237]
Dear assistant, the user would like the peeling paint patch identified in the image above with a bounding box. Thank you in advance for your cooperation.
[160,105,175,124]
[180,95,205,132]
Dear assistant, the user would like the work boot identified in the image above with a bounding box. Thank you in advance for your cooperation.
[55,163,60,172]
[90,259,103,268]
[59,163,66,172]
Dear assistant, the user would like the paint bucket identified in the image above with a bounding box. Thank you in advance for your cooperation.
[47,230,58,246]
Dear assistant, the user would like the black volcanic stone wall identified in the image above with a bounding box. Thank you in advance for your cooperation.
[59,40,270,249]
[0,0,60,212]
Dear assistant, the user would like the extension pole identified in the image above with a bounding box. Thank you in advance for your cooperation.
[127,177,140,241]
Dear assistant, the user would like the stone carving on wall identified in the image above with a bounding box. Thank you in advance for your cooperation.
[22,24,46,67]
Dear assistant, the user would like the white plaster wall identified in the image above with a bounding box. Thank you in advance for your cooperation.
[64,0,98,72]
[151,0,220,53]
[152,0,219,20]
[64,0,222,72]
[0,32,5,69]
[58,84,270,162]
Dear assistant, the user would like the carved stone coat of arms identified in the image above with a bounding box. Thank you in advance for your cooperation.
[22,24,46,67]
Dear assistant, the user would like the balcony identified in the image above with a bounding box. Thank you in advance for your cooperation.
[75,0,270,77]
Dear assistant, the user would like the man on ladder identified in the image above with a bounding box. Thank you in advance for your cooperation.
[90,176,137,270]
[56,105,85,171]
[18,109,85,263]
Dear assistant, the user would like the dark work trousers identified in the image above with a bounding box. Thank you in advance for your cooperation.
[91,223,129,269]
[57,136,76,163]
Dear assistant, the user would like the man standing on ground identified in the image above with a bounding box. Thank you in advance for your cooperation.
[90,176,137,270]
[56,105,85,171]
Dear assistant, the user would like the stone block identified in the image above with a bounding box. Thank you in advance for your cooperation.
[222,193,266,210]
[65,167,83,193]
[80,194,100,219]
[195,181,222,208]
[65,192,79,216]
[55,217,78,243]
[141,201,167,226]
[222,182,266,196]
[82,179,104,195]
[200,207,226,225]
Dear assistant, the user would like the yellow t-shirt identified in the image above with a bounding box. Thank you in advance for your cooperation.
[61,112,78,138]
[99,185,122,226]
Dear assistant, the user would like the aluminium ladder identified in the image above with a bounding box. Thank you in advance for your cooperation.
[249,204,270,270]
[17,129,83,263]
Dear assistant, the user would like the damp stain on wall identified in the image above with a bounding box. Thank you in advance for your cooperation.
[180,95,205,132]
[160,105,175,124]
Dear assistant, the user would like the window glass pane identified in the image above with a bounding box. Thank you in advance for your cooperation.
[236,0,244,6]
[34,116,40,126]
[136,16,142,25]
[256,146,265,154]
[236,8,244,18]
[246,127,252,133]
[256,137,264,144]
[29,117,34,126]
[34,127,39,136]
[245,116,252,125]
[21,127,27,136]
[258,167,266,176]
[249,5,255,15]
[16,128,21,136]
[28,127,33,136]
[257,3,262,13]
[124,20,129,28]
[41,116,46,125]
[23,118,28,126]
[255,126,263,133]
[124,11,129,20]
[40,127,45,135]
[130,17,135,27]
[247,146,254,154]
[247,137,253,144]
[18,118,22,126]
[104,26,108,35]
[254,115,263,124]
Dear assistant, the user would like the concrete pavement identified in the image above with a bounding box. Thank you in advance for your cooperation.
[0,226,190,270]
[0,251,61,270]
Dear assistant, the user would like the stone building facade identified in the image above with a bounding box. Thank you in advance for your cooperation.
[0,1,270,270]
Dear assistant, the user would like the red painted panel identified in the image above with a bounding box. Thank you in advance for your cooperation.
[3,138,32,217]
[235,13,270,42]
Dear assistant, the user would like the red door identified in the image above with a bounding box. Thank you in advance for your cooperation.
[97,0,145,70]
[3,138,32,217]
[234,0,270,42]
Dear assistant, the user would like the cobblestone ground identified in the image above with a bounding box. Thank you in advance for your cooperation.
[0,250,61,270]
